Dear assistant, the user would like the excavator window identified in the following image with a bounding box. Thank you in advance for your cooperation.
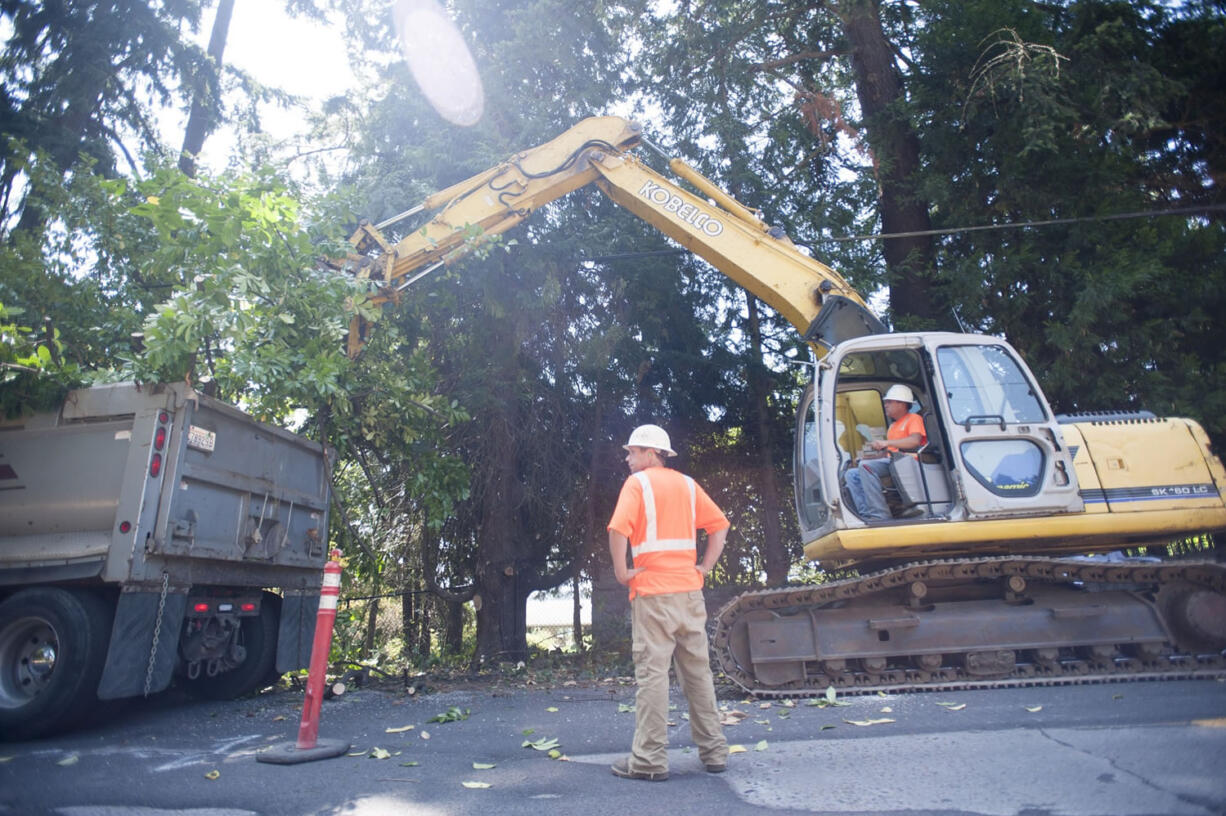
[936,345,1046,426]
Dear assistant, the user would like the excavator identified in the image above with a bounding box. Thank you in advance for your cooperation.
[338,116,1226,695]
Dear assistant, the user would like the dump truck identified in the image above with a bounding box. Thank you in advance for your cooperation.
[0,382,331,740]
[337,115,1226,695]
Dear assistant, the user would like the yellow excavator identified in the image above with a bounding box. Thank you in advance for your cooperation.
[339,116,1226,695]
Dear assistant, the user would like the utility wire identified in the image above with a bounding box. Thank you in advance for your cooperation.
[578,203,1223,264]
[822,203,1225,243]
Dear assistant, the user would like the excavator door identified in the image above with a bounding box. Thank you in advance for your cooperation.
[929,335,1083,519]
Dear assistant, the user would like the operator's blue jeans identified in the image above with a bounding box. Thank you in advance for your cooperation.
[844,458,892,520]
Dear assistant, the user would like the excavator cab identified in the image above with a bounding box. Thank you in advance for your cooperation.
[795,332,1084,558]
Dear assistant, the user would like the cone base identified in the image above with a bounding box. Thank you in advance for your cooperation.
[257,738,351,765]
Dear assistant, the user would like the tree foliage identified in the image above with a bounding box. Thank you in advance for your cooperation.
[5,0,1223,674]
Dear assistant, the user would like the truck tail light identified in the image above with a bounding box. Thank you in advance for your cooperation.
[150,453,162,477]
[240,602,256,612]
[193,602,211,613]
[154,426,167,450]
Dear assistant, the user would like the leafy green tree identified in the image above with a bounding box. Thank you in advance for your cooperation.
[0,0,212,235]
[912,0,1226,442]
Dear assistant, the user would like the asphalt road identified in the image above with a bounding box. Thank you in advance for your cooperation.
[2,677,1224,816]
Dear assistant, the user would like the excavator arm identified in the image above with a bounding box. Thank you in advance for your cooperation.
[341,116,882,357]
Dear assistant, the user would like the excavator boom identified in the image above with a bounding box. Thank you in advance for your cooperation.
[342,116,880,357]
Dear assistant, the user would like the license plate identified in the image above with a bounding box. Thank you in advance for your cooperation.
[187,425,216,452]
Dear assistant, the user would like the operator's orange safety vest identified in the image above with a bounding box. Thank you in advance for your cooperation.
[608,467,728,599]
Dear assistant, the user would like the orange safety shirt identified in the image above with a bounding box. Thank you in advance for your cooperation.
[887,412,927,453]
[607,466,730,600]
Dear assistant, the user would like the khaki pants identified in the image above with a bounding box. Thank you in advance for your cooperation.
[628,590,728,774]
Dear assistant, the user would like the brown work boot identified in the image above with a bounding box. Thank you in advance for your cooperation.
[611,757,668,782]
[705,762,726,774]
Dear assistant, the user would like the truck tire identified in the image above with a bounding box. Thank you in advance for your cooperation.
[183,593,280,700]
[0,588,114,742]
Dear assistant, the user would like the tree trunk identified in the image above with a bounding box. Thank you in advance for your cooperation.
[472,411,530,665]
[839,0,938,327]
[588,389,631,652]
[400,587,416,658]
[362,597,380,660]
[443,599,464,655]
[571,567,584,652]
[745,295,788,585]
[179,0,235,177]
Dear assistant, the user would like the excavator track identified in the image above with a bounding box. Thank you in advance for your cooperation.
[712,556,1226,699]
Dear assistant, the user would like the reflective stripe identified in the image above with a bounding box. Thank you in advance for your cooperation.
[630,471,697,559]
[634,538,698,556]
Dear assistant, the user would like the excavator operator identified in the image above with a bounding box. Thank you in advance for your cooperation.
[844,384,927,521]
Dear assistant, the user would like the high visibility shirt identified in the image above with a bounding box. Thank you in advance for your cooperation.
[887,412,927,453]
[607,466,730,599]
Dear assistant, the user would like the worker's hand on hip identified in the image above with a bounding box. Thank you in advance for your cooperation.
[615,566,643,586]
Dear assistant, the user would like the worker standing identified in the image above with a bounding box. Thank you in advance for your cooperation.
[606,424,730,782]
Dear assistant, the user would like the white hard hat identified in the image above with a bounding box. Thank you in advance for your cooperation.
[883,384,916,404]
[624,424,677,457]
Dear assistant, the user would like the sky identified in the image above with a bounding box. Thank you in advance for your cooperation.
[177,1,357,172]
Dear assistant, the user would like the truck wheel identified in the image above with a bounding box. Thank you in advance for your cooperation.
[183,593,280,700]
[0,588,114,742]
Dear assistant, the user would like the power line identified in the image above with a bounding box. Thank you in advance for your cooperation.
[579,204,1224,264]
[823,204,1225,243]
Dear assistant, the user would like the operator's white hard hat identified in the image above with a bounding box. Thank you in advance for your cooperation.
[624,424,677,457]
[883,384,916,405]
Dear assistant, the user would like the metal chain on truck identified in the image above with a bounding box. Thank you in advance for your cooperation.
[144,571,169,698]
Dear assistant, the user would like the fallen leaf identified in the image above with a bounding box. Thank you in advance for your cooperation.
[877,691,888,697]
[385,724,415,733]
[1025,705,1043,713]
[754,740,769,752]
[428,706,470,723]
[204,770,220,780]
[522,737,560,752]
[754,719,770,725]
[461,781,491,789]
[720,710,748,725]
[57,756,79,767]
[617,703,635,714]
[844,718,895,727]
[938,703,966,712]
[547,749,563,759]
[782,699,796,708]
[420,731,431,740]
[472,762,496,769]
[369,747,392,759]
[825,686,837,703]
[272,715,286,722]
[522,728,535,736]
[759,702,772,709]
[728,744,748,754]
[820,724,837,731]
[400,761,420,767]
[546,707,559,713]
[880,706,893,713]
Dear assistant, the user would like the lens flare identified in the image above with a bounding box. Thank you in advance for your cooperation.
[394,0,484,127]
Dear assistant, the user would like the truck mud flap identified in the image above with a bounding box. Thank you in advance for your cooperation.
[97,590,186,700]
[276,591,320,674]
